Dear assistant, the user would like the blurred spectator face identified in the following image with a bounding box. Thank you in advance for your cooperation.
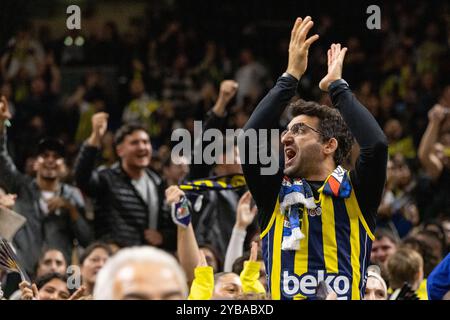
[366,95,380,116]
[0,83,13,100]
[200,247,219,273]
[239,49,254,65]
[380,95,394,112]
[384,119,403,142]
[130,78,145,98]
[415,233,443,263]
[421,72,435,90]
[38,278,70,300]
[425,22,439,40]
[371,236,397,266]
[36,249,67,278]
[360,81,372,96]
[163,158,189,185]
[29,116,45,133]
[0,187,16,209]
[112,261,185,300]
[200,82,216,100]
[85,71,100,88]
[213,273,243,299]
[174,54,188,72]
[391,154,411,188]
[116,130,152,169]
[102,22,116,41]
[386,159,395,186]
[93,99,106,112]
[31,77,46,96]
[34,151,65,181]
[81,247,110,288]
[363,277,387,300]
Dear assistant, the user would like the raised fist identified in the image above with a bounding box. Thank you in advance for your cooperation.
[91,112,109,138]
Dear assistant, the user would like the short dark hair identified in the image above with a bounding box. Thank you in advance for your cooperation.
[401,237,436,277]
[214,272,238,285]
[35,272,68,290]
[199,243,223,272]
[36,248,67,268]
[114,123,149,146]
[289,100,354,166]
[37,138,65,158]
[231,250,263,275]
[79,242,112,266]
[375,227,400,245]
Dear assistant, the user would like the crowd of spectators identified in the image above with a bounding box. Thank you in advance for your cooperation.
[0,1,449,300]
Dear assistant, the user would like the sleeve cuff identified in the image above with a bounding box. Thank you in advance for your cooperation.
[281,72,299,82]
[328,79,349,93]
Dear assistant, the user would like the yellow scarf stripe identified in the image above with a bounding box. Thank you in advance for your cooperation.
[293,208,309,300]
[270,212,284,300]
[261,201,279,238]
[321,196,339,274]
[345,191,362,300]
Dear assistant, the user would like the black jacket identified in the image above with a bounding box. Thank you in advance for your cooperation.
[74,144,176,250]
[0,131,93,275]
[189,111,253,259]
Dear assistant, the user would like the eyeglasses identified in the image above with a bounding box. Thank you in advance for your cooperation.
[281,122,323,139]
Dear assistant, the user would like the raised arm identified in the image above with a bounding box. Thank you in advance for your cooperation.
[224,191,257,272]
[418,104,447,180]
[320,44,388,231]
[239,17,319,229]
[0,96,28,193]
[166,185,201,284]
[73,112,108,196]
[189,80,238,179]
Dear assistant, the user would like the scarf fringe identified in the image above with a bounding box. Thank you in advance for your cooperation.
[282,227,304,251]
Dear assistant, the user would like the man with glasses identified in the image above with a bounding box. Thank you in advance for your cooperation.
[239,17,388,300]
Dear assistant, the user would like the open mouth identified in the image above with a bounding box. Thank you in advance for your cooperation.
[284,148,297,167]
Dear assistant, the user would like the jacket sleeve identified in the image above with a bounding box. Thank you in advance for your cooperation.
[189,111,227,180]
[0,129,28,193]
[188,266,214,300]
[158,205,177,252]
[329,79,388,232]
[240,75,297,231]
[427,253,450,300]
[68,187,94,247]
[240,261,266,294]
[73,143,105,197]
[223,226,247,272]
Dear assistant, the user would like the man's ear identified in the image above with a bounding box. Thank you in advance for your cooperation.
[323,138,338,156]
[116,144,123,158]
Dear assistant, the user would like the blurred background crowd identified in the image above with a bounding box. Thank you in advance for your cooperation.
[0,0,449,300]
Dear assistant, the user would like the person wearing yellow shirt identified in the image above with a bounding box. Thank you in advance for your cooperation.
[188,242,266,300]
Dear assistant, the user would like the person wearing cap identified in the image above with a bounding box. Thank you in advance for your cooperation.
[0,96,93,276]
